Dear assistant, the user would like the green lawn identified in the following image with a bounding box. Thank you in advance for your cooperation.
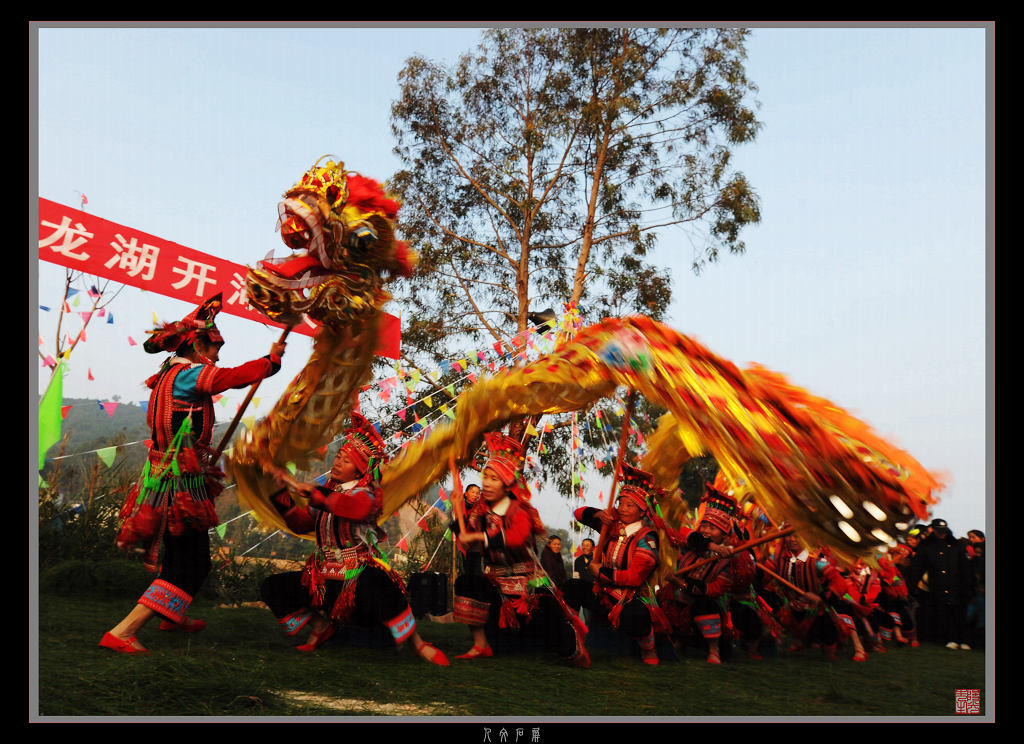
[32,592,988,720]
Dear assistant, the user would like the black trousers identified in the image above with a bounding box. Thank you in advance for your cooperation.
[260,566,409,628]
[158,529,212,598]
[563,578,652,639]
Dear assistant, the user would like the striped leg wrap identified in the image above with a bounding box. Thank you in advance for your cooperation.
[138,579,192,624]
[385,606,417,645]
[636,628,656,651]
[454,595,491,626]
[279,608,314,636]
[695,613,722,640]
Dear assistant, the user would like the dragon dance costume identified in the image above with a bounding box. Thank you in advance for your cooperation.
[116,294,281,624]
[259,413,423,649]
[564,465,667,664]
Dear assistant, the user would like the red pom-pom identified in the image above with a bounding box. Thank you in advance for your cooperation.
[346,174,400,218]
[131,503,162,541]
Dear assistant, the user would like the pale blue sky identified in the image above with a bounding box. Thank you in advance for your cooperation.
[32,24,990,537]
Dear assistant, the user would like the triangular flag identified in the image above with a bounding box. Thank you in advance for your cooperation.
[106,313,114,324]
[443,528,452,542]
[96,446,117,468]
[525,422,538,437]
[242,416,256,430]
[38,335,44,346]
[467,372,477,384]
[79,311,91,322]
[128,336,137,346]
[63,301,71,313]
[67,288,79,298]
[424,395,433,408]
[445,384,455,396]
[396,408,406,421]
[139,401,148,414]
[60,405,72,420]
[97,308,105,317]
[38,362,64,469]
[253,397,260,409]
[417,516,428,530]
[87,369,94,381]
[152,312,160,325]
[72,294,80,307]
[101,401,118,417]
[286,462,297,475]
[40,305,50,312]
[438,486,448,502]
[396,537,409,552]
[42,355,56,368]
[215,523,227,539]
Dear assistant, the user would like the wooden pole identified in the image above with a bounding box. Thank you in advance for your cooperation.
[672,526,795,580]
[212,325,292,463]
[593,391,637,564]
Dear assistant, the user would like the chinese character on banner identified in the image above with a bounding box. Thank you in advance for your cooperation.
[39,215,94,261]
[954,689,981,714]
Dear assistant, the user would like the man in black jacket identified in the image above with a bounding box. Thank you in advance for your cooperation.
[905,518,975,650]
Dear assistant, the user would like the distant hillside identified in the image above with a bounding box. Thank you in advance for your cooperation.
[42,396,150,457]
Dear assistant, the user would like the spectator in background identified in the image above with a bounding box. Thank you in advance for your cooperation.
[965,529,985,650]
[541,535,568,589]
[574,538,596,586]
[905,518,974,650]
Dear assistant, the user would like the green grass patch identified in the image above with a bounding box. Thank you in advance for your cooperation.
[35,591,987,718]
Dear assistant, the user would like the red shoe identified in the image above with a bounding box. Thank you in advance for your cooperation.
[641,649,660,665]
[159,617,206,633]
[296,622,336,652]
[99,632,149,655]
[852,650,868,662]
[416,642,450,667]
[706,650,722,665]
[910,639,920,648]
[455,644,494,659]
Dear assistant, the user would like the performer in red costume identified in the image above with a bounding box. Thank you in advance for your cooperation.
[564,465,667,665]
[259,413,448,665]
[101,294,286,654]
[657,485,744,664]
[452,431,589,666]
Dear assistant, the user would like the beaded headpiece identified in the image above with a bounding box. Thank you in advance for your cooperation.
[482,431,530,500]
[698,484,739,533]
[339,412,388,478]
[616,464,662,515]
[143,293,224,354]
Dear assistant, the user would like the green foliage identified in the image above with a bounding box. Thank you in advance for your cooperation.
[39,559,151,599]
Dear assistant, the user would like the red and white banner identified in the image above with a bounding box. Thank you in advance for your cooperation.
[37,198,400,358]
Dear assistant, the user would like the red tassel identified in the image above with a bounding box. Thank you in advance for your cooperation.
[134,503,163,541]
[346,174,399,218]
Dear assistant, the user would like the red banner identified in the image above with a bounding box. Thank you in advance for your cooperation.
[36,198,400,358]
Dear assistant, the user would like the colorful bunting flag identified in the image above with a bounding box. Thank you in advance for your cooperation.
[60,405,72,420]
[101,401,118,417]
[128,336,137,346]
[396,537,409,552]
[38,361,64,469]
[96,446,117,468]
[215,523,227,539]
[88,369,94,381]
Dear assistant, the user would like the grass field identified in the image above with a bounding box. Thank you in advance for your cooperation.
[32,591,989,721]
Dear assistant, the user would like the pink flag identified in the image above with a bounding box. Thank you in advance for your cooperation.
[101,401,118,417]
[42,355,56,367]
[128,336,137,346]
[396,408,406,421]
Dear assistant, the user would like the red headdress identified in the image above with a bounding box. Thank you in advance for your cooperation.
[616,464,663,515]
[698,484,738,533]
[481,431,530,501]
[143,293,224,354]
[339,412,388,478]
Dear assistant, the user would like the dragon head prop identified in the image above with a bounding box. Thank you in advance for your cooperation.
[245,157,415,327]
